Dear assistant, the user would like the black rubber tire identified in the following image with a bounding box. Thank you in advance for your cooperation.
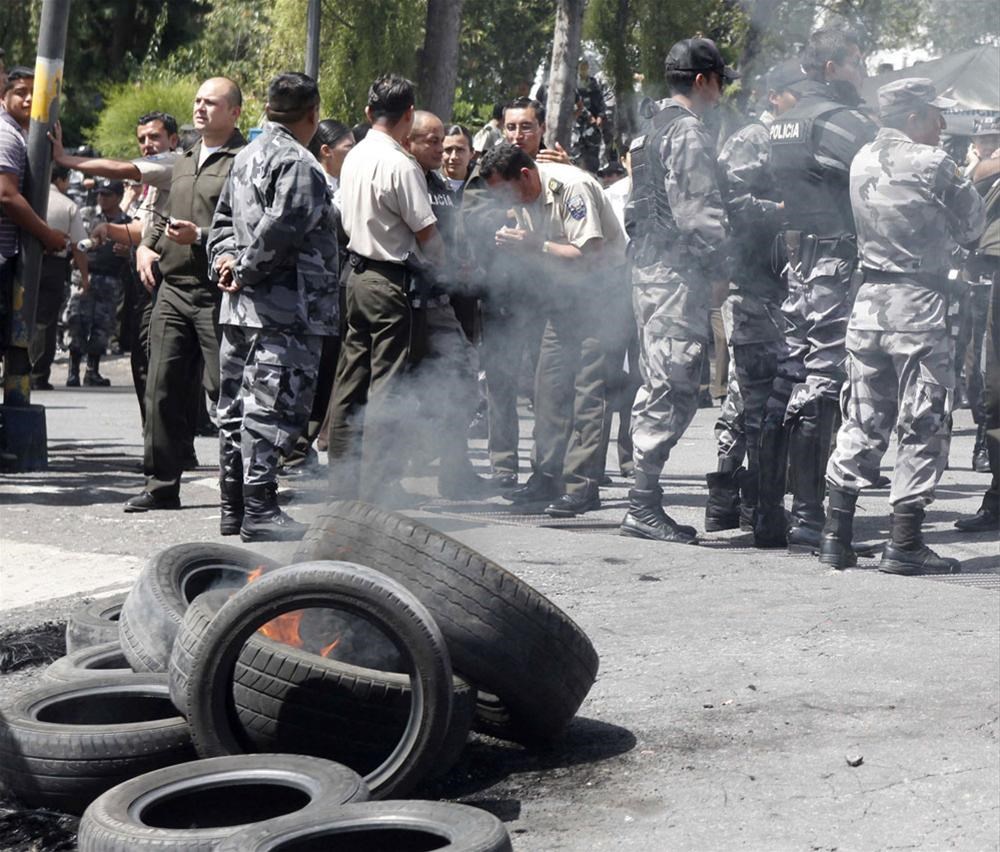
[43,641,134,683]
[0,674,194,815]
[65,593,127,654]
[216,800,512,852]
[179,561,455,799]
[77,753,368,852]
[168,592,473,778]
[119,543,280,674]
[293,500,599,744]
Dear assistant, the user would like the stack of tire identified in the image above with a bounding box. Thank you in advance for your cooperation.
[0,501,597,848]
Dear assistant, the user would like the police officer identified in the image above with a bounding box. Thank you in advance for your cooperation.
[208,72,337,541]
[819,78,986,575]
[754,27,878,551]
[620,38,735,543]
[706,58,804,532]
[478,141,626,516]
[64,179,128,387]
[327,74,446,506]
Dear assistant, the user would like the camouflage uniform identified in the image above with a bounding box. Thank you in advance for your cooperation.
[628,99,728,481]
[827,125,986,506]
[754,79,877,546]
[208,121,339,489]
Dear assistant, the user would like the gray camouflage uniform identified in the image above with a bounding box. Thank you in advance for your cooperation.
[630,100,728,479]
[208,121,339,487]
[826,126,986,506]
[713,119,785,469]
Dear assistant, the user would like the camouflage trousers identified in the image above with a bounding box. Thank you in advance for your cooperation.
[630,284,706,478]
[826,328,953,508]
[64,273,119,356]
[217,325,322,487]
[715,291,783,463]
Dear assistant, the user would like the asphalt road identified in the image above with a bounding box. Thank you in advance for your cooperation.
[1,352,997,850]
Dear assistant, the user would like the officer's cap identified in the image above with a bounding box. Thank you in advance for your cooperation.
[766,59,806,94]
[876,77,956,120]
[665,38,739,83]
[973,115,1000,137]
[95,178,125,196]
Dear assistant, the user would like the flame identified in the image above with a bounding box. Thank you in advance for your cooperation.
[320,637,341,658]
[247,566,264,583]
[244,567,339,654]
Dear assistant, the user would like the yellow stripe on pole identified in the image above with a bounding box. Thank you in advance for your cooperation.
[30,55,64,124]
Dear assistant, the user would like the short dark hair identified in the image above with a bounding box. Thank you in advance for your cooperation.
[503,97,545,127]
[51,164,71,182]
[352,121,371,143]
[491,102,504,122]
[477,140,536,181]
[2,65,34,96]
[367,74,415,124]
[309,119,352,158]
[802,28,861,81]
[266,72,320,124]
[137,111,178,137]
[444,124,473,148]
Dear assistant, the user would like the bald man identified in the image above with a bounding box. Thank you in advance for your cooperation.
[126,77,247,512]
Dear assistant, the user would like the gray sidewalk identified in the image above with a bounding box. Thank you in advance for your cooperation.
[1,353,998,850]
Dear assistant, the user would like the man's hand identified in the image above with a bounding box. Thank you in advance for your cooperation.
[536,142,571,165]
[495,226,543,251]
[136,244,161,292]
[42,227,69,254]
[214,255,241,293]
[165,218,200,245]
[47,121,67,165]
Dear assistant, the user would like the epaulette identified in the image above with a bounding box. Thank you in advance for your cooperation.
[548,177,564,194]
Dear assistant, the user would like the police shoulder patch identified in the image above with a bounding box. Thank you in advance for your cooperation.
[566,194,587,221]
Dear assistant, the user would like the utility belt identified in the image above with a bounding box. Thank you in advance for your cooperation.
[861,267,953,294]
[783,231,856,279]
[347,252,406,280]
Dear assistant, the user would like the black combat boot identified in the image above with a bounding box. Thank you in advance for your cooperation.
[972,422,991,473]
[954,492,1000,532]
[754,415,790,548]
[704,461,742,532]
[879,502,961,576]
[505,471,560,505]
[66,351,82,387]
[818,486,858,569]
[83,353,111,387]
[786,398,836,553]
[219,445,244,536]
[739,468,758,532]
[621,473,697,544]
[240,483,307,543]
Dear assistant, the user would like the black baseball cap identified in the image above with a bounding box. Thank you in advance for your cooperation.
[766,59,807,94]
[95,178,125,196]
[665,38,739,83]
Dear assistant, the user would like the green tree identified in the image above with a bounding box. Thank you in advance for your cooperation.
[88,78,199,159]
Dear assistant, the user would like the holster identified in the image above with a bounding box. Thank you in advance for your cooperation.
[403,252,436,365]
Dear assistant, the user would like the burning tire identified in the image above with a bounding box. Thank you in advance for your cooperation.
[178,561,455,799]
[77,754,368,852]
[119,543,280,673]
[0,674,195,814]
[293,500,599,744]
[169,592,474,778]
[44,641,134,683]
[216,801,512,852]
[65,593,127,653]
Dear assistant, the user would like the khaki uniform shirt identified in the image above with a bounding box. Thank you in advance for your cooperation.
[340,129,436,263]
[133,150,180,236]
[46,185,86,257]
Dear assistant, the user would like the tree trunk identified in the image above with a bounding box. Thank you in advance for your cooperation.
[545,0,586,150]
[418,0,463,123]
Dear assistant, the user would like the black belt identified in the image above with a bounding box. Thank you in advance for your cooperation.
[348,252,405,277]
[862,267,948,290]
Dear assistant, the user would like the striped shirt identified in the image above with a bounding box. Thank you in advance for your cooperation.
[0,108,28,258]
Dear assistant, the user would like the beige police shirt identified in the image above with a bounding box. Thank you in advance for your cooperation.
[46,185,86,257]
[133,150,180,236]
[339,129,437,263]
[524,162,627,281]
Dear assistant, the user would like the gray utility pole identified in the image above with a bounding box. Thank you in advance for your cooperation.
[1,0,71,471]
[305,0,321,81]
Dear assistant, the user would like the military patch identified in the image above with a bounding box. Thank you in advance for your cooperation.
[566,194,587,221]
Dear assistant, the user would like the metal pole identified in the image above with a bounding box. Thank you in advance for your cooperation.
[305,0,321,81]
[1,0,70,470]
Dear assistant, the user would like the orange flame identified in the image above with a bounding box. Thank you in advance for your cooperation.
[245,565,306,648]
[320,637,341,657]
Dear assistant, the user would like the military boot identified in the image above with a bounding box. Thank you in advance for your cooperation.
[219,445,244,536]
[972,422,991,473]
[878,502,961,576]
[753,415,790,548]
[786,398,836,553]
[739,468,758,532]
[83,354,111,387]
[704,462,742,532]
[621,475,698,544]
[240,483,308,543]
[818,486,858,569]
[954,492,1000,532]
[66,351,82,387]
